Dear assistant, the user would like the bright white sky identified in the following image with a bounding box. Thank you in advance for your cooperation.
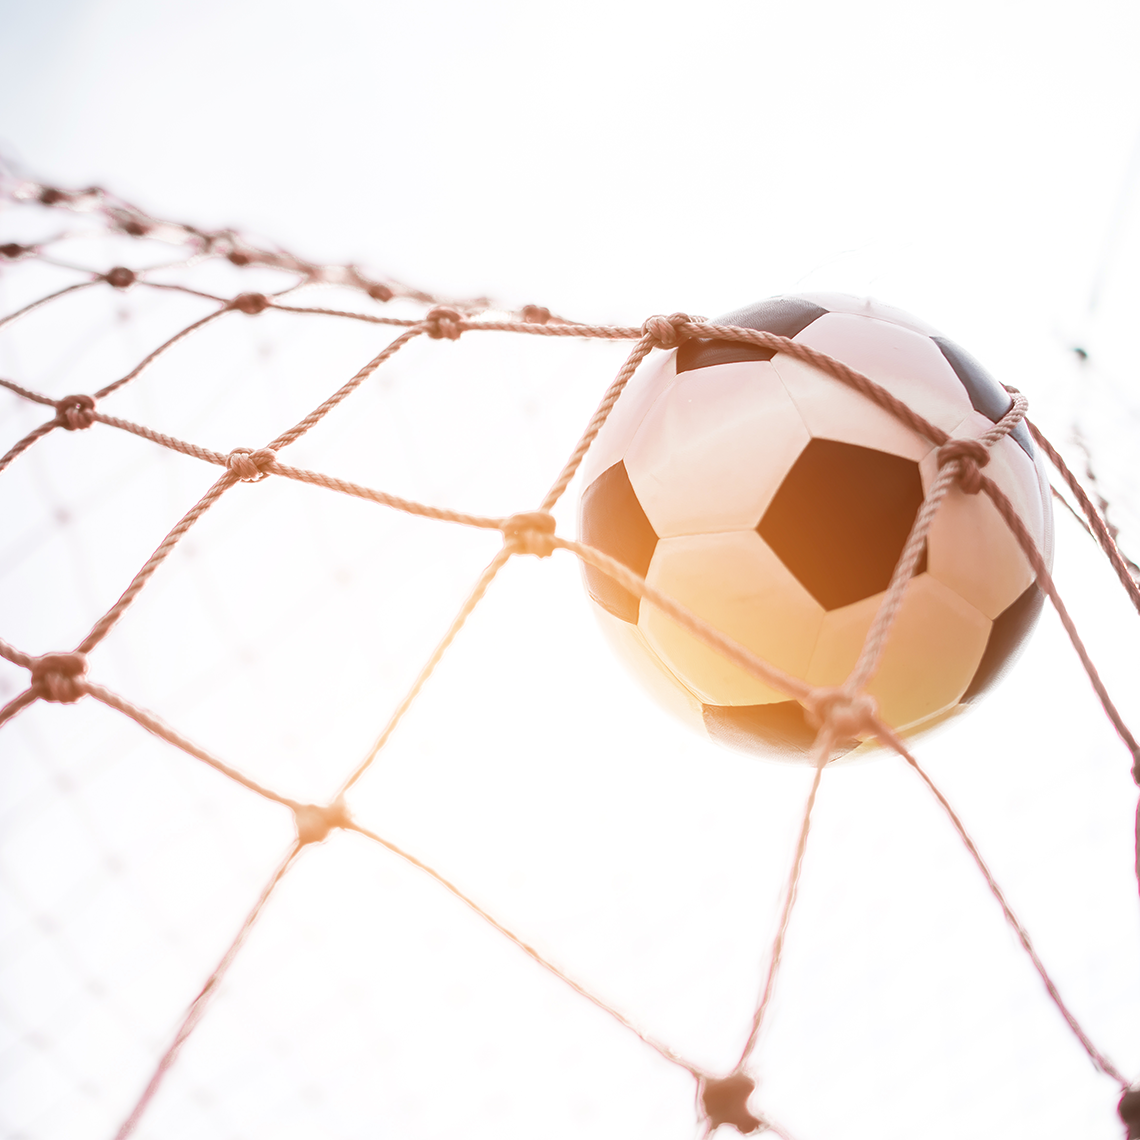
[2,2,1140,1139]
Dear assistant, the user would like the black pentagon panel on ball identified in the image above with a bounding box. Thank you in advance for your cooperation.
[961,582,1045,703]
[702,701,859,760]
[579,461,659,624]
[932,336,1033,458]
[758,439,926,611]
[676,297,828,374]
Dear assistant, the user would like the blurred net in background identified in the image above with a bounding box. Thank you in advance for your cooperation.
[1,174,1139,1140]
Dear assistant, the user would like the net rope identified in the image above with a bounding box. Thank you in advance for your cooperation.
[1,175,1138,1138]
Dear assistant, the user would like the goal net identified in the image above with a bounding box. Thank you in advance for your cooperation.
[1,175,1138,1140]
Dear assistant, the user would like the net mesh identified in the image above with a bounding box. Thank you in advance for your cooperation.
[1,175,1138,1139]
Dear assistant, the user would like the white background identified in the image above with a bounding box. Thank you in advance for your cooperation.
[1,1,1140,1138]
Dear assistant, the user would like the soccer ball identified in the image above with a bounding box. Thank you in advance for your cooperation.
[578,294,1054,760]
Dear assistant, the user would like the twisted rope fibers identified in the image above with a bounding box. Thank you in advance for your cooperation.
[1,175,1137,1138]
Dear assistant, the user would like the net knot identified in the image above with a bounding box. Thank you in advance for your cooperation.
[938,438,990,494]
[642,312,694,348]
[104,266,136,289]
[367,283,394,302]
[39,187,67,205]
[805,686,878,741]
[501,511,557,557]
[1120,1087,1140,1140]
[700,1073,761,1135]
[55,394,97,431]
[229,292,270,315]
[227,250,252,266]
[293,799,352,846]
[1,242,30,259]
[29,652,89,704]
[226,447,277,482]
[423,307,464,340]
[521,304,552,324]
